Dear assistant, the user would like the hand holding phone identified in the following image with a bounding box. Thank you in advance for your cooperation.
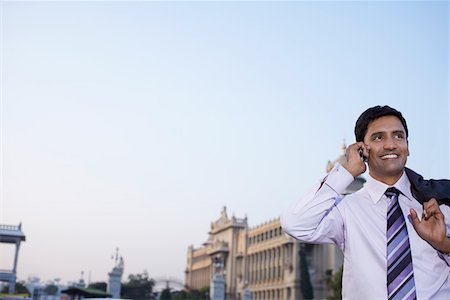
[343,142,369,177]
[359,148,368,162]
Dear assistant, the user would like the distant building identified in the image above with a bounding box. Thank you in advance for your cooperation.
[185,144,365,300]
[107,249,124,299]
[0,223,26,295]
[25,277,65,300]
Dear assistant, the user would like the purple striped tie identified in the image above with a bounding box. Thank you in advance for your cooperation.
[386,187,416,300]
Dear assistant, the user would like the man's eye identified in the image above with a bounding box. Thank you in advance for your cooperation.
[394,133,404,139]
[372,136,382,141]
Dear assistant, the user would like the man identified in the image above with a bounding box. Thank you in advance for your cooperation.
[281,106,450,299]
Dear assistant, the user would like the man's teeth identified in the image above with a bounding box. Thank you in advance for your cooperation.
[382,154,398,159]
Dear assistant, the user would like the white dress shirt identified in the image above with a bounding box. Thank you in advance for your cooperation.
[281,163,450,300]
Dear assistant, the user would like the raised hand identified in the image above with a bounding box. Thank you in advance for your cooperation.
[410,198,450,253]
[342,142,369,178]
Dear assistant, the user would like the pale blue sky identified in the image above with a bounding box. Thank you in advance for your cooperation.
[1,0,448,284]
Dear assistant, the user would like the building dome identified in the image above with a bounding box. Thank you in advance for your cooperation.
[326,142,366,194]
[326,143,347,173]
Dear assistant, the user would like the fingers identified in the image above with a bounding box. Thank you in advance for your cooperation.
[411,200,447,249]
[424,198,439,209]
[423,198,442,221]
[358,142,370,160]
[410,208,421,229]
[346,142,368,159]
[343,142,369,177]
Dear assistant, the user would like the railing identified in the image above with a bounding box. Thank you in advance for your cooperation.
[0,224,21,231]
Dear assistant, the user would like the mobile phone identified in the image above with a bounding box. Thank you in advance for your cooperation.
[359,148,368,162]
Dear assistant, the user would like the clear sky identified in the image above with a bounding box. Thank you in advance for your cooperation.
[1,0,448,285]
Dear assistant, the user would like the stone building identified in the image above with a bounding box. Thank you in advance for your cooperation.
[185,144,364,299]
[185,208,248,296]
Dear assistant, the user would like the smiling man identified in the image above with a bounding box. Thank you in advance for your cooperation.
[281,106,450,299]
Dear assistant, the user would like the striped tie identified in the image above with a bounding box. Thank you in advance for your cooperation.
[386,187,416,300]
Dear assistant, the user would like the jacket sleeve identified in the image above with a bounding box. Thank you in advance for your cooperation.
[280,163,354,246]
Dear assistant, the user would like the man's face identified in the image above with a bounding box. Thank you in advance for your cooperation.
[363,115,409,184]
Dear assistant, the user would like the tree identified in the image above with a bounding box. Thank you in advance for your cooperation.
[44,284,58,295]
[160,288,172,300]
[174,287,208,300]
[327,266,343,300]
[185,289,201,300]
[199,286,209,296]
[172,290,187,299]
[299,245,314,299]
[1,281,30,295]
[121,271,154,299]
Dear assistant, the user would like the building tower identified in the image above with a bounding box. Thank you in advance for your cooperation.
[0,223,26,294]
[108,248,124,298]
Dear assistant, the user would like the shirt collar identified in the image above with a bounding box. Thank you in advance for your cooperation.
[365,170,414,203]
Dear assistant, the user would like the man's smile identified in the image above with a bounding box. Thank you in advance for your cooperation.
[381,153,399,159]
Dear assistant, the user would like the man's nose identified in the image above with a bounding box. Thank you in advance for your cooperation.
[383,137,396,149]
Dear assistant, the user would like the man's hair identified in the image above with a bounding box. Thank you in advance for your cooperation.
[354,105,408,142]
